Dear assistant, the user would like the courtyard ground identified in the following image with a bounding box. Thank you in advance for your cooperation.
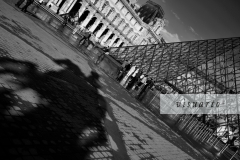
[0,1,210,160]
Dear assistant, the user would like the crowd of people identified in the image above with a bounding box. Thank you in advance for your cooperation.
[117,60,155,100]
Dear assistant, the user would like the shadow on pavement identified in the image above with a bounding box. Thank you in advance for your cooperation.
[87,66,212,160]
[0,57,111,160]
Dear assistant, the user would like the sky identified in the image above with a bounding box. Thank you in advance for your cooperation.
[136,0,240,43]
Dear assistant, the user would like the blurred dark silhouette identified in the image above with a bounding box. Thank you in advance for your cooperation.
[53,58,84,77]
[0,57,109,159]
[15,0,34,13]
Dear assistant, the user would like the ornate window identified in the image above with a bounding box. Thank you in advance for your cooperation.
[97,0,105,10]
[101,2,109,11]
[127,28,133,35]
[132,35,138,41]
[106,8,113,17]
[112,13,120,22]
[118,19,124,26]
[122,25,127,31]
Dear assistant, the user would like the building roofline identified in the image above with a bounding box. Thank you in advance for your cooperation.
[146,0,165,17]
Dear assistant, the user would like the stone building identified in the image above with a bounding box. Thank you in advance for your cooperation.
[43,0,166,47]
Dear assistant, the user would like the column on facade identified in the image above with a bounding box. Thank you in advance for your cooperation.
[66,0,78,13]
[57,0,63,5]
[89,13,103,32]
[127,30,135,39]
[129,34,135,43]
[111,13,119,24]
[153,25,160,33]
[120,23,128,33]
[122,40,127,47]
[112,14,121,26]
[103,37,113,47]
[47,0,62,5]
[126,28,133,36]
[122,25,128,33]
[116,19,123,27]
[75,1,89,21]
[105,8,113,19]
[131,33,137,41]
[115,39,123,47]
[133,35,141,44]
[118,21,126,31]
[122,26,130,35]
[47,0,54,4]
[95,20,108,39]
[101,27,113,45]
[156,27,162,35]
[57,0,67,13]
[95,0,105,10]
[112,38,120,47]
[46,0,62,12]
[59,0,77,14]
[103,6,112,17]
[108,34,119,47]
[101,2,111,16]
[100,1,107,11]
[47,0,59,5]
[81,7,97,28]
[131,34,137,42]
[113,39,122,47]
[107,9,117,21]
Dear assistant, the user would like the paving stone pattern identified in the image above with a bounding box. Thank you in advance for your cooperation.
[0,58,113,160]
[96,86,208,160]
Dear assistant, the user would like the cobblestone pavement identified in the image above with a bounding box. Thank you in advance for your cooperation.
[0,1,209,160]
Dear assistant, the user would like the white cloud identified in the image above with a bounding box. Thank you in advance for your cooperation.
[162,0,166,3]
[171,10,181,20]
[130,0,137,3]
[160,28,181,42]
[189,26,199,36]
[164,19,169,26]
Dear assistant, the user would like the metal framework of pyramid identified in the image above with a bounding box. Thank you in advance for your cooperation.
[109,37,240,151]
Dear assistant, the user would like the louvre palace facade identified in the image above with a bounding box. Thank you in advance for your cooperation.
[43,0,166,47]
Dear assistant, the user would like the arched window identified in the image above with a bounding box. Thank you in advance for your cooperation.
[132,35,137,41]
[112,13,120,22]
[106,8,113,17]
